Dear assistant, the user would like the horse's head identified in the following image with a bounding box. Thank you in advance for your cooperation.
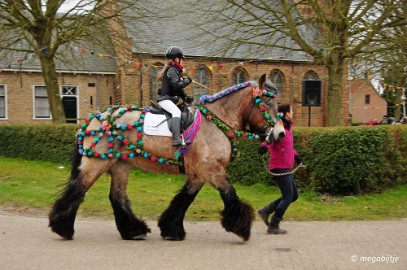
[247,74,285,144]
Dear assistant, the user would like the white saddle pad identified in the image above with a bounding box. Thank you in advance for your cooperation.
[143,112,172,137]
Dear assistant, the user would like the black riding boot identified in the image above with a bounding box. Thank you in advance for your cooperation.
[171,117,183,146]
[257,201,276,226]
[267,216,287,234]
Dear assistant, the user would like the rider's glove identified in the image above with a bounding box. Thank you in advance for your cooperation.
[183,77,192,86]
[185,95,194,104]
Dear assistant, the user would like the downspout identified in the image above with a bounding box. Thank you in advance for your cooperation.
[96,74,100,110]
[139,56,143,106]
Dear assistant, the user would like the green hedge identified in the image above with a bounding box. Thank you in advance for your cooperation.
[228,125,407,195]
[0,124,77,164]
[0,124,406,195]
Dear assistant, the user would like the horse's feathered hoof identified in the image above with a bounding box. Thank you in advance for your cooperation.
[163,236,183,241]
[49,220,74,240]
[131,234,147,240]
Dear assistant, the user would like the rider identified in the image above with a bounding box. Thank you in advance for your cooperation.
[158,46,194,146]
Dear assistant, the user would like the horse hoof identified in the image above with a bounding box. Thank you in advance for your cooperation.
[164,236,182,241]
[131,234,147,240]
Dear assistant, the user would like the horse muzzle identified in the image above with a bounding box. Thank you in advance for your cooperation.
[265,127,285,144]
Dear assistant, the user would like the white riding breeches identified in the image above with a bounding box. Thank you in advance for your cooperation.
[158,100,181,118]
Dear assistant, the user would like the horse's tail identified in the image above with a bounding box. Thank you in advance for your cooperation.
[69,143,83,183]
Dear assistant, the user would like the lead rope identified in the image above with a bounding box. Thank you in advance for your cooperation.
[261,155,305,176]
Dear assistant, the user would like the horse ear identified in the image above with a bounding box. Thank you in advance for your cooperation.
[259,74,266,89]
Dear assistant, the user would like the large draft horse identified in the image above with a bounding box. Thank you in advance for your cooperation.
[49,75,285,241]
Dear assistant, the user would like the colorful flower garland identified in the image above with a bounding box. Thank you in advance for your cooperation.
[76,105,182,166]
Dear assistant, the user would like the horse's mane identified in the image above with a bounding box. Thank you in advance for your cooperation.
[198,81,258,105]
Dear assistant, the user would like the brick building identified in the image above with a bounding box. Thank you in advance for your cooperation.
[350,79,387,123]
[0,53,116,124]
[0,1,351,127]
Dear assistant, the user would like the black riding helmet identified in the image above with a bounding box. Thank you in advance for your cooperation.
[165,46,185,59]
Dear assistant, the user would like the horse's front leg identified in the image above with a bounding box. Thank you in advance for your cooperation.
[219,177,254,241]
[158,181,204,240]
[109,161,151,240]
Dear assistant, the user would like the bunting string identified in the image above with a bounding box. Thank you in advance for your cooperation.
[351,63,406,94]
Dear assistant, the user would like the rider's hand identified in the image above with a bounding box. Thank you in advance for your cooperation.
[185,95,194,104]
[183,77,192,86]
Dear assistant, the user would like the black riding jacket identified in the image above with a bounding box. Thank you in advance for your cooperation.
[157,62,189,103]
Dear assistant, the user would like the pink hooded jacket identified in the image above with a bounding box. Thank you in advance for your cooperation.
[261,121,299,170]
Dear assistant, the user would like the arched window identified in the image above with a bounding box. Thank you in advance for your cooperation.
[193,65,210,102]
[232,68,248,85]
[149,63,164,102]
[269,70,284,98]
[304,70,319,80]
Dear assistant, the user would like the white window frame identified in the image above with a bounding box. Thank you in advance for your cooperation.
[33,85,52,119]
[61,85,80,124]
[0,84,7,120]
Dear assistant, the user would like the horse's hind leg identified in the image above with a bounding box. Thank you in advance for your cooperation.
[49,176,86,240]
[49,158,108,240]
[109,161,151,240]
[158,181,204,240]
[219,178,254,241]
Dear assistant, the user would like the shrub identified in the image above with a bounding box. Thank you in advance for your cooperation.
[0,124,77,164]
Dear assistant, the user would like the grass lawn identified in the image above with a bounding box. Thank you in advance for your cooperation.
[0,157,406,221]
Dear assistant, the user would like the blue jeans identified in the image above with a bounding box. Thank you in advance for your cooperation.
[270,169,298,219]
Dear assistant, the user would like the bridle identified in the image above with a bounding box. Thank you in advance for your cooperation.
[247,87,283,135]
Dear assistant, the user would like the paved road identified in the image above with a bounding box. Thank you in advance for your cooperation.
[0,213,405,270]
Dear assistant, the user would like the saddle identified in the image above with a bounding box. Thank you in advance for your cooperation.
[146,101,194,135]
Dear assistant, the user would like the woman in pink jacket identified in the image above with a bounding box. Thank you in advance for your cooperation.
[257,103,302,234]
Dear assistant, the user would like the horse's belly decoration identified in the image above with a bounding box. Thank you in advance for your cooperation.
[143,112,172,137]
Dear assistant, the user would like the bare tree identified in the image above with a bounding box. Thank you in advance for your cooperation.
[189,0,407,126]
[0,0,148,123]
[356,3,407,119]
